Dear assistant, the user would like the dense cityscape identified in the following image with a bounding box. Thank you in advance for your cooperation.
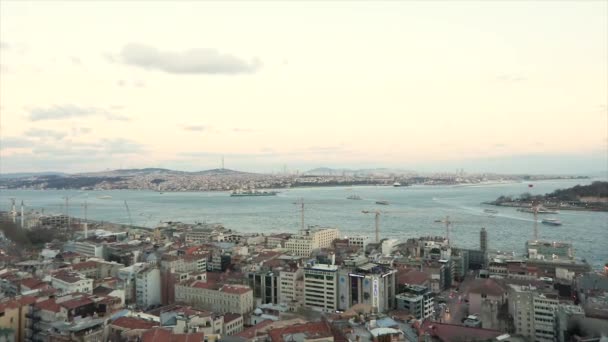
[0,187,607,341]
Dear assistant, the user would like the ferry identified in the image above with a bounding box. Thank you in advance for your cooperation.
[393,182,402,187]
[230,189,278,197]
[375,200,389,205]
[541,218,562,226]
[347,195,362,200]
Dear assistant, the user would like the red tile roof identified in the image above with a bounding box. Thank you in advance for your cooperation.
[398,270,431,286]
[72,261,98,270]
[20,278,47,289]
[418,321,503,342]
[224,313,242,324]
[268,321,333,342]
[468,279,506,297]
[59,296,94,310]
[191,281,218,290]
[111,316,159,330]
[35,298,61,313]
[234,320,274,339]
[0,295,37,312]
[142,328,204,342]
[220,285,251,295]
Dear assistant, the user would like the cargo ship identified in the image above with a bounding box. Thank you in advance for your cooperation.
[230,189,278,197]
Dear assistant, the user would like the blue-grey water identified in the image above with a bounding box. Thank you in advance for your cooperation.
[1,179,606,269]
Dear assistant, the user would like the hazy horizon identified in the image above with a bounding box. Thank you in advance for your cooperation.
[1,1,607,174]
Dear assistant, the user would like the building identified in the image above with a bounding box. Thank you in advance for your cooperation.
[303,264,338,312]
[0,296,36,342]
[51,271,94,294]
[135,266,161,309]
[285,227,339,257]
[348,235,370,250]
[161,254,207,273]
[248,271,279,305]
[65,241,105,258]
[278,265,304,306]
[395,285,434,319]
[526,240,573,260]
[508,284,564,342]
[337,260,397,313]
[554,304,585,342]
[174,281,254,315]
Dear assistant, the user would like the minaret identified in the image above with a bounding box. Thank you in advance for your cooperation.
[480,227,488,252]
[10,198,16,223]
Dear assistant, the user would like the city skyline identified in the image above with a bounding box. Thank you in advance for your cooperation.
[1,1,607,174]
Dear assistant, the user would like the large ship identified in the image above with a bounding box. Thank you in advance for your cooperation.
[230,189,278,197]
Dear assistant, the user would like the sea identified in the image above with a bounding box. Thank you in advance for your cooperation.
[1,178,607,269]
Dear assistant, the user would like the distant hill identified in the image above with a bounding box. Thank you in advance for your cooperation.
[0,172,68,179]
[546,181,608,201]
[304,167,417,176]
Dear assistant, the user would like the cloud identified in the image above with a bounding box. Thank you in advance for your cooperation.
[182,125,207,132]
[117,79,146,88]
[232,128,257,133]
[1,137,32,149]
[0,41,9,50]
[117,80,127,87]
[70,57,82,66]
[71,127,92,136]
[27,104,129,121]
[25,128,66,140]
[493,143,507,148]
[118,43,261,74]
[496,74,527,82]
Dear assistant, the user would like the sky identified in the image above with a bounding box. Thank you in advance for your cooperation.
[1,1,607,175]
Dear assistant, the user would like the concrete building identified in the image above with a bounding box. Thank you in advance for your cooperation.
[508,284,563,342]
[285,227,339,257]
[278,266,304,306]
[161,254,207,273]
[0,296,36,342]
[337,261,397,313]
[248,271,280,305]
[65,241,105,258]
[51,271,94,294]
[348,235,370,250]
[526,240,574,260]
[554,304,585,342]
[303,264,338,312]
[174,281,254,315]
[135,266,161,309]
[395,285,434,319]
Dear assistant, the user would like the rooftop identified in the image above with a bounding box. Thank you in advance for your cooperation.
[268,321,333,342]
[142,328,204,342]
[111,316,159,330]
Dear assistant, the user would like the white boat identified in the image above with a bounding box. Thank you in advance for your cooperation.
[97,195,112,200]
[541,218,562,226]
[393,182,402,187]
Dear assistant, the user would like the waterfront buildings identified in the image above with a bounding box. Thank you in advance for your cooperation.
[174,281,254,315]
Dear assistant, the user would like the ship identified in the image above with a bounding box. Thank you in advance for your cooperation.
[393,182,402,187]
[483,209,499,214]
[97,195,112,200]
[541,218,562,226]
[230,189,279,197]
[376,200,389,205]
[517,207,559,214]
[347,195,362,200]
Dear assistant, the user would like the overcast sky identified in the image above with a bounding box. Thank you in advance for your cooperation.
[1,1,606,174]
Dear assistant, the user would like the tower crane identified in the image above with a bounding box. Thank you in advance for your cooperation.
[124,200,134,229]
[361,209,410,243]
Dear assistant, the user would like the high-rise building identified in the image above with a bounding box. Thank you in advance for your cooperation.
[303,264,338,312]
[135,266,161,308]
[480,227,488,252]
[396,285,434,319]
[508,284,565,342]
[337,259,396,313]
[278,265,304,305]
[247,271,279,305]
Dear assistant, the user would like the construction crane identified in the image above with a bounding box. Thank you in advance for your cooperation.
[293,198,305,231]
[434,215,484,246]
[124,200,134,229]
[361,209,410,243]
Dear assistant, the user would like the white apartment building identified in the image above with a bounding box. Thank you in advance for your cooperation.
[303,264,338,312]
[278,266,304,305]
[161,255,207,273]
[69,241,105,258]
[174,282,254,315]
[51,272,93,295]
[508,284,562,342]
[135,266,161,308]
[348,235,370,250]
[285,227,339,257]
